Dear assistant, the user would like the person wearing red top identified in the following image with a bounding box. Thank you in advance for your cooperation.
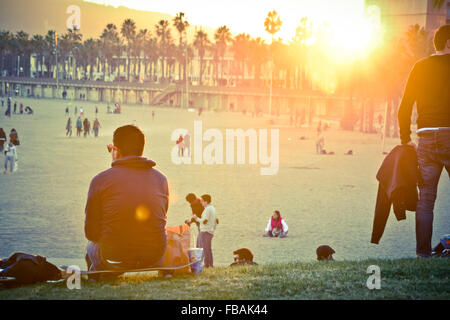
[263,210,288,238]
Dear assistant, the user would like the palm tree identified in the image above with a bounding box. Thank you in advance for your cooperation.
[82,38,99,80]
[13,31,31,77]
[0,30,13,76]
[100,23,121,80]
[59,27,82,79]
[133,29,149,80]
[264,10,282,115]
[231,33,251,82]
[173,12,189,81]
[31,34,46,77]
[155,20,172,80]
[43,30,57,78]
[293,17,313,89]
[144,36,159,80]
[214,25,232,85]
[193,30,210,85]
[405,24,432,63]
[121,18,136,81]
[264,10,282,43]
[248,37,268,86]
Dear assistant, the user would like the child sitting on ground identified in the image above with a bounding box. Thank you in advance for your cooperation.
[263,210,288,238]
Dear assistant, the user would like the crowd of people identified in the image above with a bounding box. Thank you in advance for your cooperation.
[1,97,33,117]
[65,105,102,138]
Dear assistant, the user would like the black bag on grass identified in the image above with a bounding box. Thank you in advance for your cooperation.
[0,252,62,285]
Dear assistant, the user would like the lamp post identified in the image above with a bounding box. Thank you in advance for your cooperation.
[55,33,59,91]
[184,32,189,109]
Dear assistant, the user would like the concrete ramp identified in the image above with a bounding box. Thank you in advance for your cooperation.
[149,83,177,106]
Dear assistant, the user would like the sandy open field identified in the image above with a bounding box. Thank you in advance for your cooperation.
[0,97,448,267]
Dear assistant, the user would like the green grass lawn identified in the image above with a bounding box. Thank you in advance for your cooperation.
[1,258,448,299]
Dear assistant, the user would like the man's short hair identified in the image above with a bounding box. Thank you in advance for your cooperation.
[185,193,197,203]
[113,125,145,156]
[433,24,450,51]
[201,194,211,204]
[233,248,254,262]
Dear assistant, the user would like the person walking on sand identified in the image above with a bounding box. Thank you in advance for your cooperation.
[192,194,218,268]
[76,117,82,137]
[184,132,191,157]
[74,106,78,116]
[176,134,184,157]
[93,118,101,137]
[264,210,288,238]
[5,103,11,117]
[83,118,90,137]
[397,24,450,258]
[66,118,72,137]
[152,110,155,121]
[3,141,18,174]
[65,106,69,116]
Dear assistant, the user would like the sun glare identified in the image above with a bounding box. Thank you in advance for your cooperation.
[322,5,383,63]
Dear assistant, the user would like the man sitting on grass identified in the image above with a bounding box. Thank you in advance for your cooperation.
[84,125,169,273]
[230,248,258,266]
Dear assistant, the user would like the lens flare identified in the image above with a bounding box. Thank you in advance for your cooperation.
[135,205,150,222]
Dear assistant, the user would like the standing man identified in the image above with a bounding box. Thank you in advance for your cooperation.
[84,125,169,272]
[398,25,450,258]
[93,118,101,137]
[192,194,218,268]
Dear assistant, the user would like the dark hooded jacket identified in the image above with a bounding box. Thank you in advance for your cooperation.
[85,156,169,265]
[371,145,419,244]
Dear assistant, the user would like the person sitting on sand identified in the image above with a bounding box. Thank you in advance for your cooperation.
[264,210,288,238]
[24,106,33,115]
[230,248,258,266]
[84,125,169,273]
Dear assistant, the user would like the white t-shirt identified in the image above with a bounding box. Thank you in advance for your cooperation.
[5,144,17,159]
[194,204,217,234]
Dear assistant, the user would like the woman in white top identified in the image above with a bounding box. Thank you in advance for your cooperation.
[4,141,18,174]
[264,210,288,238]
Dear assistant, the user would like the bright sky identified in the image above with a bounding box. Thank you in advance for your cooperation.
[85,0,369,42]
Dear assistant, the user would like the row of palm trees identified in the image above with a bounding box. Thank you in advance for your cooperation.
[0,10,435,96]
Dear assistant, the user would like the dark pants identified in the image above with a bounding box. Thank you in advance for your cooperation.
[416,130,450,256]
[198,232,214,268]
